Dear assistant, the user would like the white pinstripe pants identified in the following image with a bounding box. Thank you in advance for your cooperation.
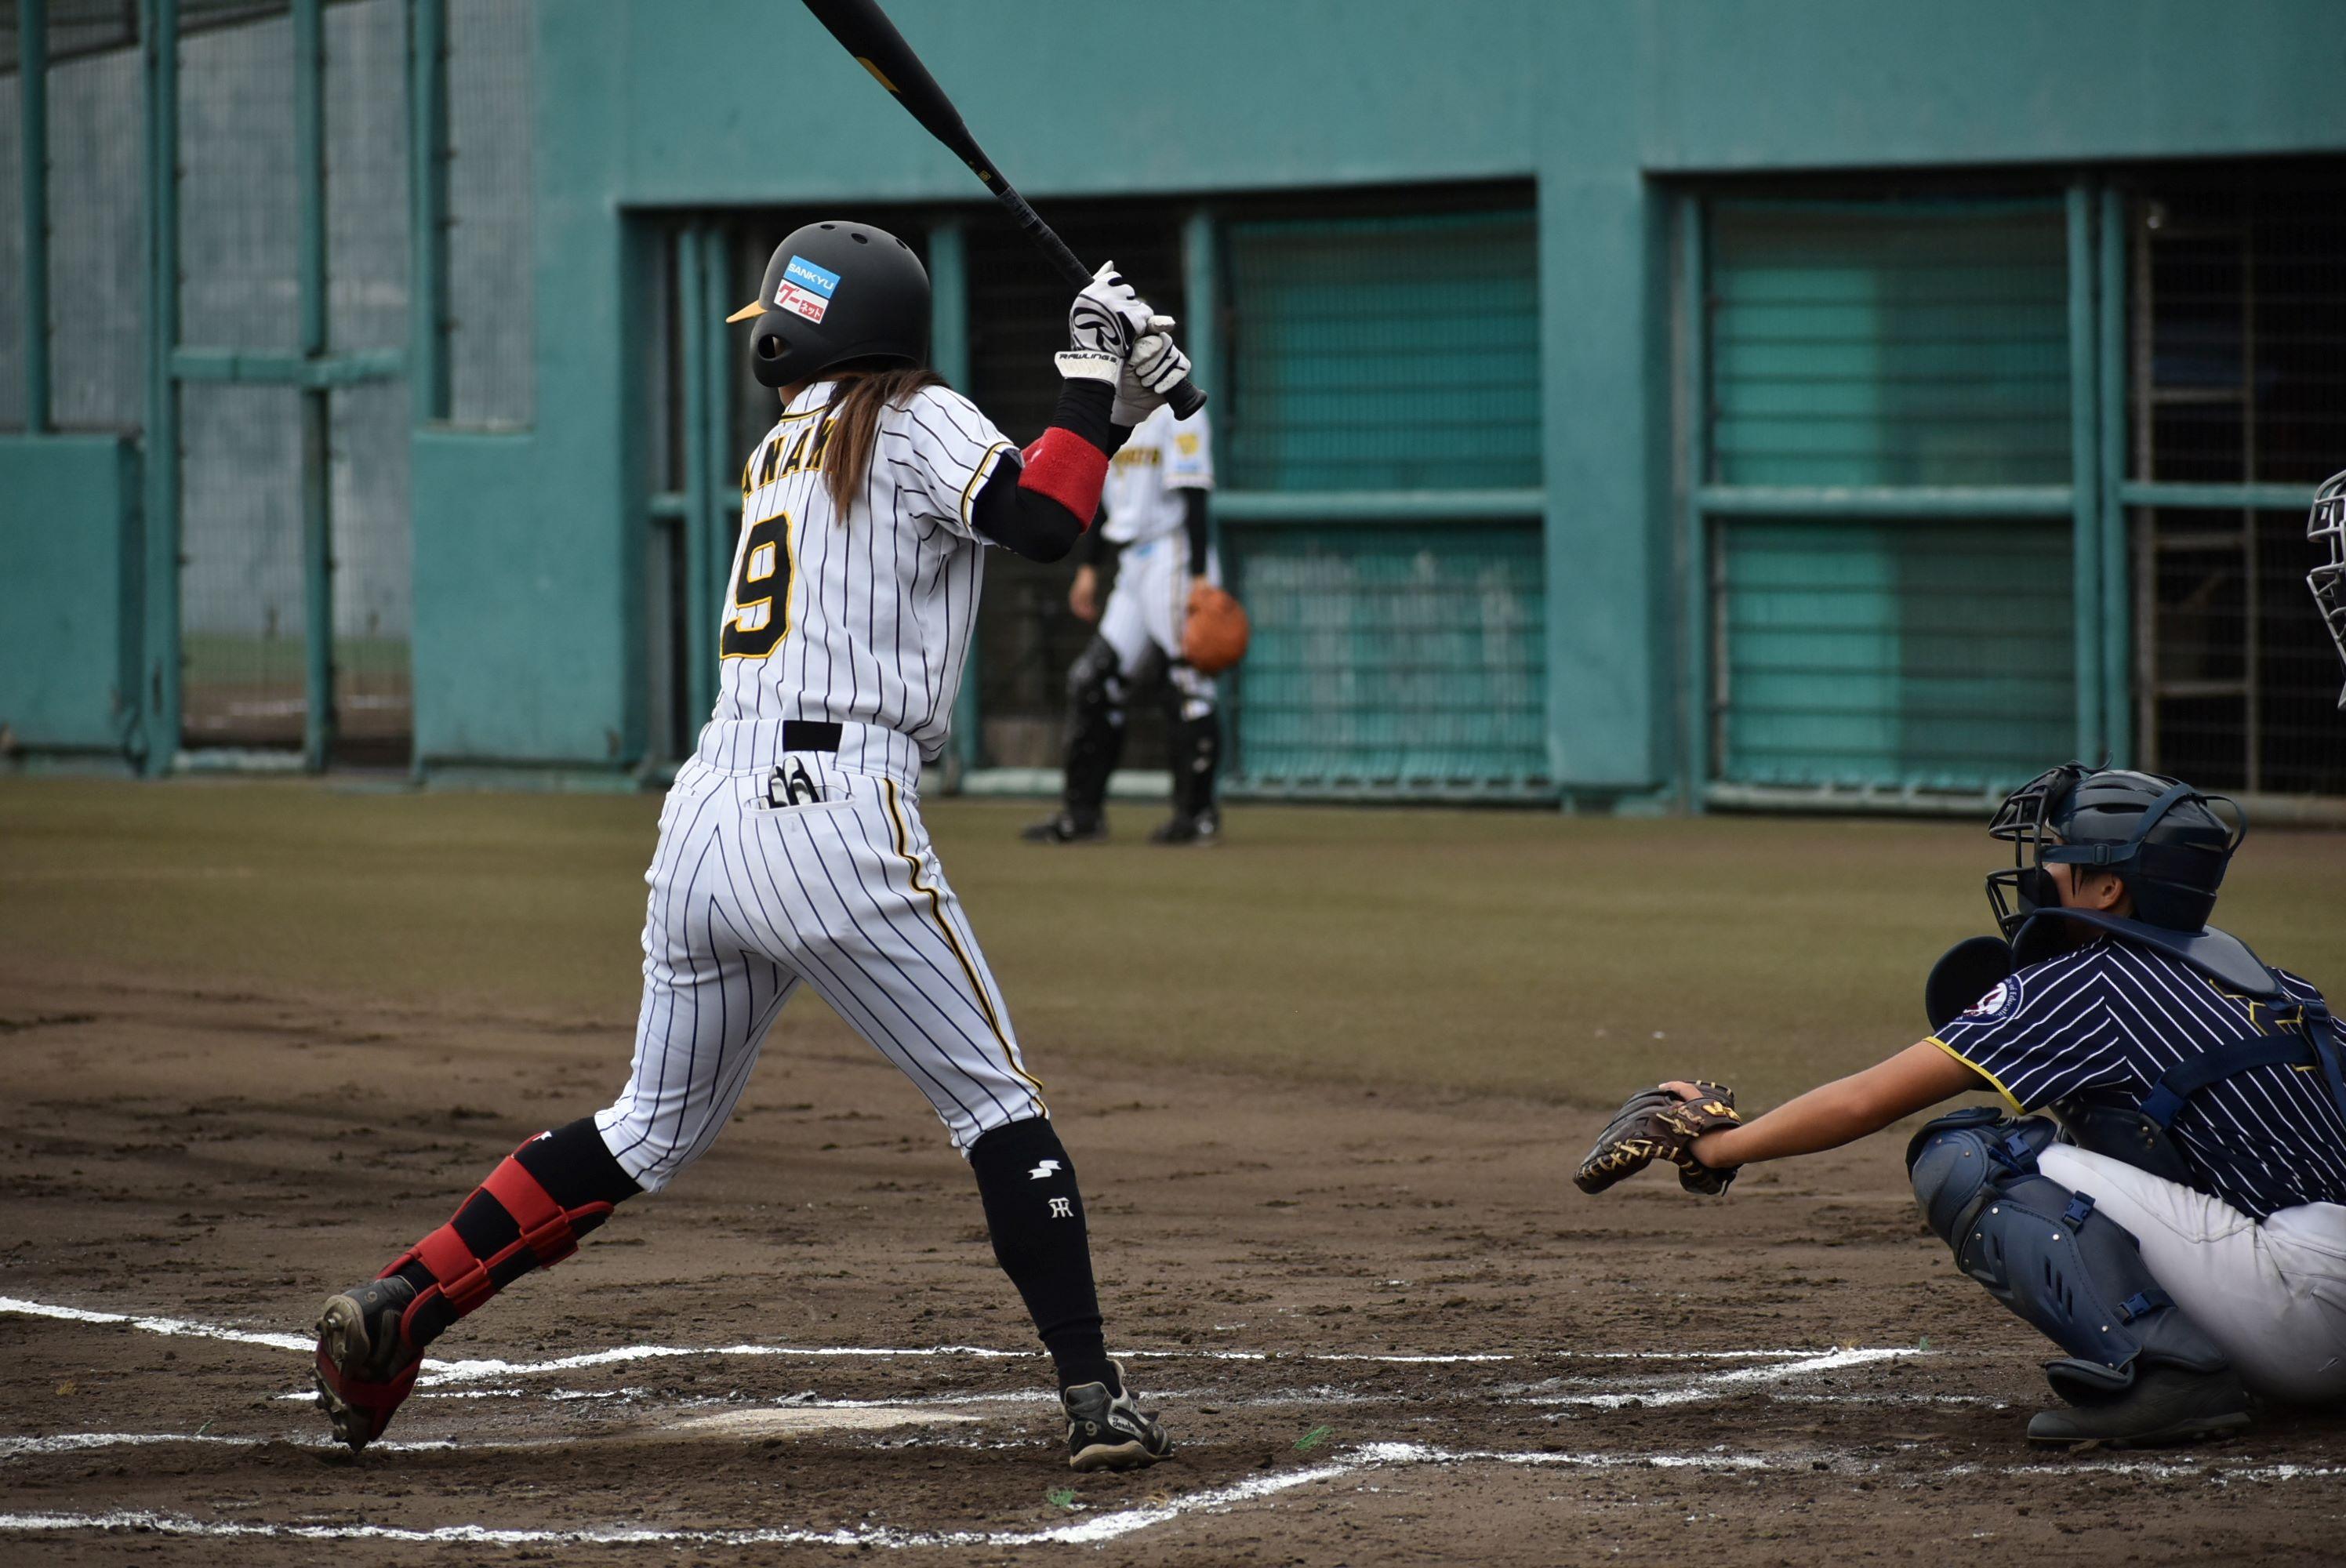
[1099,535,1218,720]
[594,752,1046,1190]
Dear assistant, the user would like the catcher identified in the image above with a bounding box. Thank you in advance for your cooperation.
[1578,764,2346,1447]
[1023,401,1247,847]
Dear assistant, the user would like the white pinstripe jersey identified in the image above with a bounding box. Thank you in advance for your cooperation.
[1099,404,1211,545]
[708,379,1014,764]
[1933,938,2346,1219]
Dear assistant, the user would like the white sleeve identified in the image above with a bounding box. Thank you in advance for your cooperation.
[1163,407,1213,491]
[878,385,1015,539]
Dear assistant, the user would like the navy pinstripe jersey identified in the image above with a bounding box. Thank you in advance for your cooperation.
[1930,938,2346,1220]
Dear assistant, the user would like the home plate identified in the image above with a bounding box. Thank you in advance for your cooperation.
[671,1406,984,1438]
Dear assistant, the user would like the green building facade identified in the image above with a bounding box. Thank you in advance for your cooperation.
[4,1,2342,809]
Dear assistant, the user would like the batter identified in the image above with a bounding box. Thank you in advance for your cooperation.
[311,221,1188,1471]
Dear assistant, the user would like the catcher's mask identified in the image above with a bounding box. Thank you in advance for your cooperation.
[1985,764,2245,939]
[2309,468,2346,711]
[727,221,929,390]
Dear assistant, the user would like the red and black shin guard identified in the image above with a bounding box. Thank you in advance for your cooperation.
[316,1120,641,1448]
[390,1118,640,1345]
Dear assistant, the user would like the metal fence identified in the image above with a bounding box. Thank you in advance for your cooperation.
[445,0,531,430]
[47,19,143,431]
[2125,169,2346,799]
[1228,521,1548,797]
[0,55,22,434]
[1687,168,2346,812]
[3,0,532,771]
[1218,201,1546,796]
[966,205,1186,772]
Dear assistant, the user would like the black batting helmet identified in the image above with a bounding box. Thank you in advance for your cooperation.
[1985,764,2246,936]
[727,220,929,390]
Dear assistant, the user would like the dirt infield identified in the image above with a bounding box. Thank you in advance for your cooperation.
[6,781,2346,1563]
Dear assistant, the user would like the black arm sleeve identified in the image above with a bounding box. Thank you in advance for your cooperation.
[1182,488,1210,578]
[971,463,1084,563]
[968,379,1132,564]
[1079,514,1112,568]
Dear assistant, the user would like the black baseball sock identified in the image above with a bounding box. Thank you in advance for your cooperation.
[968,1117,1119,1395]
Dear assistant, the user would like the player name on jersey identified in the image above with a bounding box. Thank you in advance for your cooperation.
[703,379,1012,773]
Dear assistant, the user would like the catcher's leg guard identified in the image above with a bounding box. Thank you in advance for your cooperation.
[315,1118,638,1449]
[1908,1111,2235,1408]
[1058,636,1131,825]
[1163,674,1220,822]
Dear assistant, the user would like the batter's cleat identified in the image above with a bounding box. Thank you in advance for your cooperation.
[1063,1362,1172,1472]
[2024,1365,2253,1448]
[313,1274,426,1451]
[1022,811,1109,845]
[1147,809,1221,847]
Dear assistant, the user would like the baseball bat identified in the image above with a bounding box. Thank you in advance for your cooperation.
[799,0,1207,417]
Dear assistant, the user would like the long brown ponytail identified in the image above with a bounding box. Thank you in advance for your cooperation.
[823,365,946,517]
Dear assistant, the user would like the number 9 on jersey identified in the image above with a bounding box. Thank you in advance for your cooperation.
[723,510,793,659]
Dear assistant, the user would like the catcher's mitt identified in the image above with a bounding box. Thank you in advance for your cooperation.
[1182,583,1251,676]
[1575,1082,1744,1196]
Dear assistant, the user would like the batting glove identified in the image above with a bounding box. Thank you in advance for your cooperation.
[1068,262,1153,357]
[1112,316,1189,425]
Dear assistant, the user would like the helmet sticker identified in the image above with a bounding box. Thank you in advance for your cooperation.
[774,254,842,325]
[1965,979,2017,1020]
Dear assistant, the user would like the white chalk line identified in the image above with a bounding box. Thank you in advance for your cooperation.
[0,1458,1356,1551]
[0,1293,1901,1385]
[7,1440,2344,1549]
[1527,1347,1914,1408]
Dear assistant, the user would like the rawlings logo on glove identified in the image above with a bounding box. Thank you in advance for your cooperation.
[1575,1081,1745,1196]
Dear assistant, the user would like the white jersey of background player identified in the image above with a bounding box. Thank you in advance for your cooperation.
[312,225,1189,1473]
[1025,401,1223,846]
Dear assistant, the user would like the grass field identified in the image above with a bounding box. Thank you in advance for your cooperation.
[5,776,2343,1106]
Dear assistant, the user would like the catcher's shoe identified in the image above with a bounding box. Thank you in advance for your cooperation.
[314,1275,425,1451]
[1147,809,1221,847]
[2025,1364,2252,1448]
[1063,1362,1172,1472]
[1022,811,1109,845]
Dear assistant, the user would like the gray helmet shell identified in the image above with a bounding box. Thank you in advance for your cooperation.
[731,221,929,390]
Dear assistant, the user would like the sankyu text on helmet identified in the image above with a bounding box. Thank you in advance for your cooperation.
[1985,764,2245,937]
[2308,469,2346,711]
[726,221,931,390]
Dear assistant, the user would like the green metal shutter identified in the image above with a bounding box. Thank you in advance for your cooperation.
[1720,519,2074,792]
[1220,208,1545,797]
[1226,211,1540,491]
[1228,523,1548,797]
[1709,202,2069,488]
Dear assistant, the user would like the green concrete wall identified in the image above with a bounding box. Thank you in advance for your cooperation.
[11,1,2339,790]
[438,0,2332,791]
[0,435,140,756]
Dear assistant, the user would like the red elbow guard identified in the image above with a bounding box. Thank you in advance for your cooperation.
[1017,428,1109,525]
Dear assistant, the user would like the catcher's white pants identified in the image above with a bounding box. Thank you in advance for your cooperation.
[2039,1144,2346,1402]
[1099,535,1219,719]
[594,739,1044,1190]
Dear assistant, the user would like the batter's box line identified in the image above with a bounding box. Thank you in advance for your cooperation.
[0,1294,1924,1385]
[5,1443,2344,1552]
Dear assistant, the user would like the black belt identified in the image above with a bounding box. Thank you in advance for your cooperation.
[781,720,844,753]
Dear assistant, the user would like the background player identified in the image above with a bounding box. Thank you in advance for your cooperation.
[1023,401,1223,846]
[312,221,1190,1472]
[1577,763,2346,1447]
